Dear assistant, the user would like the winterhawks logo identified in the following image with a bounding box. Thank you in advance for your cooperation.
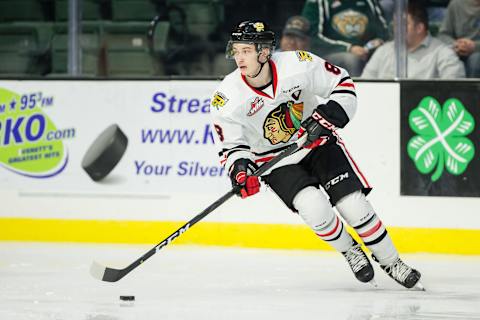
[247,97,264,116]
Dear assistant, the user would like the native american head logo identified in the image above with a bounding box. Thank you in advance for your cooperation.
[263,101,304,145]
[332,9,368,39]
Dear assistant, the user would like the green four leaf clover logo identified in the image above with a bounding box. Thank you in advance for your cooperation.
[408,97,475,182]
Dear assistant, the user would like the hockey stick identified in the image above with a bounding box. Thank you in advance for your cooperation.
[90,135,306,282]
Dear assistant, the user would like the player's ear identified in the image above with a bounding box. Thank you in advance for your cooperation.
[259,47,270,63]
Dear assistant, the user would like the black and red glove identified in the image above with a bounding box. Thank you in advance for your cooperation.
[300,109,333,149]
[300,101,349,149]
[229,159,260,198]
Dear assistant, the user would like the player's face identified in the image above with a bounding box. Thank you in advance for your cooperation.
[231,43,260,76]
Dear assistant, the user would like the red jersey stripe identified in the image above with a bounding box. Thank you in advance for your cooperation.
[334,134,371,188]
[337,83,355,88]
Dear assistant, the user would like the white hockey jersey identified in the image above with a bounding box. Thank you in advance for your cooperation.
[210,50,357,172]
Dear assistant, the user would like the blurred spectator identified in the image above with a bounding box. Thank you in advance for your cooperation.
[425,0,454,29]
[150,5,212,76]
[379,0,395,21]
[438,0,480,78]
[302,0,389,76]
[279,16,311,51]
[361,2,465,79]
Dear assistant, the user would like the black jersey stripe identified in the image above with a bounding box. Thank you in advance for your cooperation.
[338,76,352,84]
[253,144,292,156]
[219,143,301,159]
[222,145,251,152]
[331,89,357,97]
[226,149,250,157]
[218,145,251,157]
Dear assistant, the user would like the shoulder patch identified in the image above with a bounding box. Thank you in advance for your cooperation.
[295,50,313,62]
[211,91,229,109]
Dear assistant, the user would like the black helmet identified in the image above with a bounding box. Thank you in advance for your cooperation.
[226,21,276,59]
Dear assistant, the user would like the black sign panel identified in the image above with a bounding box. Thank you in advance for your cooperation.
[401,81,480,197]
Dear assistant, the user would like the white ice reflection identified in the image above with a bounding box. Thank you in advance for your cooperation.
[0,242,479,320]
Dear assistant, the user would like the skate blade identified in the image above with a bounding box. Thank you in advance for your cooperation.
[411,281,426,291]
[368,279,378,288]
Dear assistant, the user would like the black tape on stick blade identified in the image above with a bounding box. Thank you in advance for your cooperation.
[81,124,128,181]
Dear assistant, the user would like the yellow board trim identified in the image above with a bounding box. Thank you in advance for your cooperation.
[1,218,479,255]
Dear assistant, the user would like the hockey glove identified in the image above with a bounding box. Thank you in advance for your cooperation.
[229,158,260,198]
[300,108,333,149]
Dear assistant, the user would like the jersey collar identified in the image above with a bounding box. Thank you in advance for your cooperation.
[241,60,278,99]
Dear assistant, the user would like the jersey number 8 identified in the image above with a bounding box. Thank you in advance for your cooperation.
[214,124,224,142]
[324,61,341,75]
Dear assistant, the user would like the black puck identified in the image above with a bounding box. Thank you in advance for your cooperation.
[81,124,128,181]
[119,295,135,301]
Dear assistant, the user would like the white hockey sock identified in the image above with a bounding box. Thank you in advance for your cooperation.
[293,186,353,253]
[336,190,398,265]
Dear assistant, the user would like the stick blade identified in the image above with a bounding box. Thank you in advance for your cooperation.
[90,261,123,282]
[90,261,107,280]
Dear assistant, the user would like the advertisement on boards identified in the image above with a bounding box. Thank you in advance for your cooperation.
[0,81,230,195]
[400,81,479,197]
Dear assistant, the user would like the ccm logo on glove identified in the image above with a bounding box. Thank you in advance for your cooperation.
[229,159,260,198]
[312,111,337,131]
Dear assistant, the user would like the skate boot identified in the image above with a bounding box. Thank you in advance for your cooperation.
[376,256,424,290]
[342,240,375,284]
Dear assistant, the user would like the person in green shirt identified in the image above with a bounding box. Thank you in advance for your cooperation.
[302,0,389,76]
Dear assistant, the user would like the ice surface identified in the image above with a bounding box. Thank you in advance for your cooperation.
[0,242,479,320]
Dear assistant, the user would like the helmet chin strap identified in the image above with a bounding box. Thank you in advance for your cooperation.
[247,53,268,79]
[247,60,266,78]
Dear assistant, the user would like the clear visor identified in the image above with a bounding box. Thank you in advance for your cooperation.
[225,40,253,59]
[225,41,274,60]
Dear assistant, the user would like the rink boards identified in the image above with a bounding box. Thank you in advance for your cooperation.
[0,80,479,254]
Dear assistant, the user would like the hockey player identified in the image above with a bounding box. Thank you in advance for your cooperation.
[210,20,423,290]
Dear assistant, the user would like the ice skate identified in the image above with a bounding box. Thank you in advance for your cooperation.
[376,256,424,290]
[342,240,375,285]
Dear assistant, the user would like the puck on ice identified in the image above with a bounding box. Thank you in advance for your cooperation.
[81,124,128,181]
[119,295,135,301]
